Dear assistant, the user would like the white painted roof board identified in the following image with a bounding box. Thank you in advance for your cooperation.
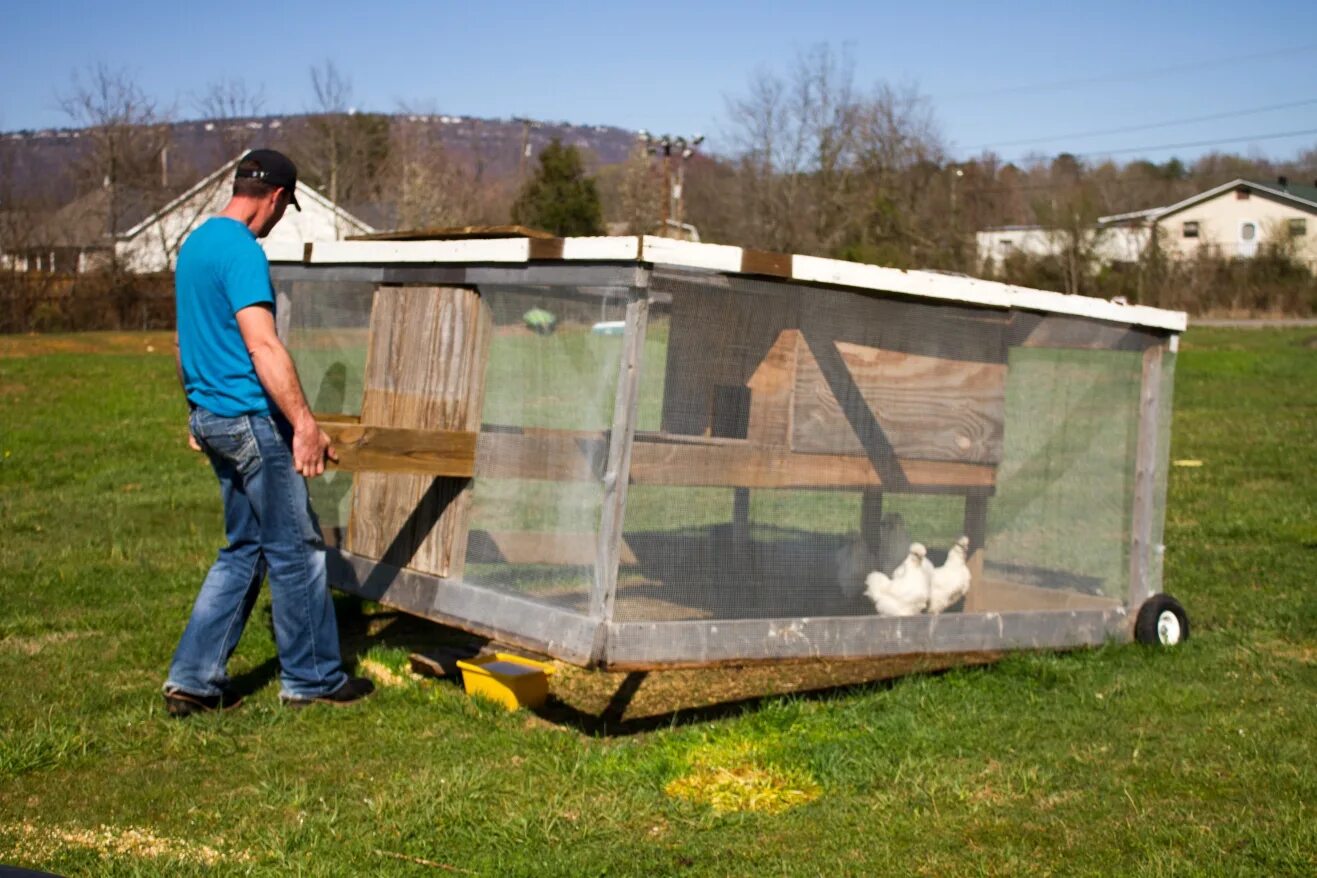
[266,235,1187,332]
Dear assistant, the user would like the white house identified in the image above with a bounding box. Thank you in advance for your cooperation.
[2,157,374,274]
[977,178,1317,271]
[1147,178,1317,268]
[976,218,1151,268]
[118,158,375,272]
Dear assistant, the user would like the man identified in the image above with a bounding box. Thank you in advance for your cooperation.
[163,149,373,716]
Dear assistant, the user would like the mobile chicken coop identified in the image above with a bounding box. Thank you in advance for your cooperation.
[265,233,1188,670]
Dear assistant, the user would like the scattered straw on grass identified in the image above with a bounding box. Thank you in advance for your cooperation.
[1258,640,1317,665]
[359,658,419,688]
[3,820,251,865]
[0,630,98,657]
[664,741,820,815]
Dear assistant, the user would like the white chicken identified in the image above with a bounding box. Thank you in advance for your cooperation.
[927,536,972,614]
[864,542,931,616]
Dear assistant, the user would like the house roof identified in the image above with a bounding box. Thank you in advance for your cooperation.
[1097,206,1162,226]
[21,157,374,248]
[31,184,176,246]
[120,156,375,239]
[1149,178,1317,221]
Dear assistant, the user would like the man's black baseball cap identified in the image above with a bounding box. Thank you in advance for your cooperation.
[235,149,301,211]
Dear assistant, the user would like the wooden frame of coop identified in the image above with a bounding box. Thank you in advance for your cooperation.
[268,235,1185,670]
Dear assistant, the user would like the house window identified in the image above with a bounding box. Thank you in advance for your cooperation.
[1290,218,1307,237]
[1182,221,1199,239]
[1235,189,1250,200]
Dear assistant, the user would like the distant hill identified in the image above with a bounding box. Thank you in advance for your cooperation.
[0,113,642,208]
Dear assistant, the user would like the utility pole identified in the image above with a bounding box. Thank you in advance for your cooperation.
[639,131,704,237]
[673,134,703,227]
[513,116,533,183]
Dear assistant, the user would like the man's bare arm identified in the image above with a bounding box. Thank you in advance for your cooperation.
[235,304,336,477]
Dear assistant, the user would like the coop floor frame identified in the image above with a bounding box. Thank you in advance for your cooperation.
[270,236,1183,670]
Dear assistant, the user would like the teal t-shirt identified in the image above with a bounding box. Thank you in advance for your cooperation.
[175,217,275,416]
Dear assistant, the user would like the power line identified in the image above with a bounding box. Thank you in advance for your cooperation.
[1071,126,1317,159]
[940,43,1317,102]
[967,97,1317,152]
[973,126,1317,169]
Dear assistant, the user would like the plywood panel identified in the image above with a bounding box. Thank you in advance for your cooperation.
[792,339,1006,464]
[745,329,799,447]
[347,285,492,578]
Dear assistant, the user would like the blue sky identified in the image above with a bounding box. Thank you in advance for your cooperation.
[3,0,1315,166]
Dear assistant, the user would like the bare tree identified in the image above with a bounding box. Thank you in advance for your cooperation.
[386,111,483,228]
[725,46,860,253]
[721,45,949,264]
[597,142,664,235]
[1031,154,1110,294]
[116,77,275,271]
[287,61,389,232]
[58,63,172,248]
[194,77,267,159]
[848,81,949,266]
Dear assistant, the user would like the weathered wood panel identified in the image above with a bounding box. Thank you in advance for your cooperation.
[346,285,492,578]
[657,283,799,436]
[791,339,1006,464]
[629,436,996,491]
[745,329,799,448]
[320,422,476,477]
[471,427,996,492]
[475,428,607,482]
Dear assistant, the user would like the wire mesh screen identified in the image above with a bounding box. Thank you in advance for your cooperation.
[984,341,1143,609]
[461,285,632,612]
[274,263,1177,665]
[276,279,375,541]
[615,271,1167,642]
[616,270,1012,625]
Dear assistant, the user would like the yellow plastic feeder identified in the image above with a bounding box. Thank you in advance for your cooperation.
[456,652,555,711]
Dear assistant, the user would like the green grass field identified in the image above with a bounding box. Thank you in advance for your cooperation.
[1,327,1315,876]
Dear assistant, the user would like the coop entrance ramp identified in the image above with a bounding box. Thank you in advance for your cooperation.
[270,236,1183,669]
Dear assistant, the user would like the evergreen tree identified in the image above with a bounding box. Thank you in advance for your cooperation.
[511,138,603,236]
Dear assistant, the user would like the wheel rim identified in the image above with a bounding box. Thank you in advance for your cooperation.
[1156,609,1182,645]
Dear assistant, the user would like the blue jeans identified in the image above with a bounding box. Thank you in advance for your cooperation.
[165,408,348,700]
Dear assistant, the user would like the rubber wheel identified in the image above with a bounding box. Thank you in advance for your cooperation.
[1135,594,1190,646]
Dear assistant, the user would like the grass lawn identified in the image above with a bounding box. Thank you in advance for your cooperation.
[1,327,1315,876]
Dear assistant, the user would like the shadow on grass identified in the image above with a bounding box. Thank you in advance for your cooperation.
[327,592,995,737]
[531,671,911,737]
